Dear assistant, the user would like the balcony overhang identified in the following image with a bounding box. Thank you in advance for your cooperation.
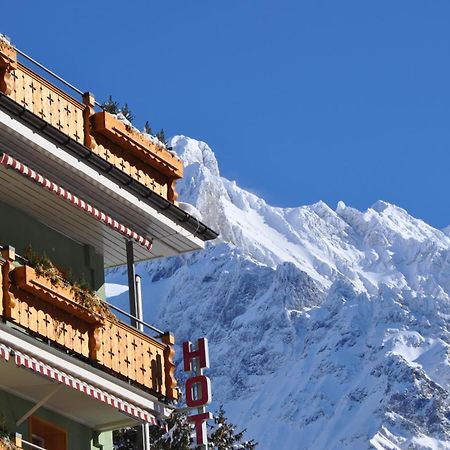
[0,100,218,267]
[0,152,153,253]
[0,324,172,432]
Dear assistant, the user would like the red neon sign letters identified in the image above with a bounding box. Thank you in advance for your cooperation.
[183,337,212,446]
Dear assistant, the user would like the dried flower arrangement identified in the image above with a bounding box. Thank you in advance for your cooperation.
[24,246,115,322]
[0,415,19,450]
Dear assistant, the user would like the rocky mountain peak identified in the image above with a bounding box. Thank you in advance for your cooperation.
[107,136,450,450]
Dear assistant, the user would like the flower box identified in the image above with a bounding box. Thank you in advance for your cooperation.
[92,111,183,179]
[13,265,102,326]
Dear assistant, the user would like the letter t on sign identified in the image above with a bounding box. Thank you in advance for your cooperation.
[183,338,210,373]
[188,412,213,446]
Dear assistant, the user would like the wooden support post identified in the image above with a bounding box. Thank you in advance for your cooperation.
[0,40,17,96]
[82,91,96,149]
[162,332,178,400]
[88,325,101,361]
[1,246,16,319]
[167,178,178,204]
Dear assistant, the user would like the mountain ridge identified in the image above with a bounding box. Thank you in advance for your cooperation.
[107,135,450,449]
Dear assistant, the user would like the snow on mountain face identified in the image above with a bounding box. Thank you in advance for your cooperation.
[444,226,450,238]
[107,136,450,450]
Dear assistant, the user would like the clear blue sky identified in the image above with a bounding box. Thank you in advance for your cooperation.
[3,1,450,228]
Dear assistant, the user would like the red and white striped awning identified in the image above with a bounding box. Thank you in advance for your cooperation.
[0,153,153,252]
[0,344,160,426]
[0,343,10,361]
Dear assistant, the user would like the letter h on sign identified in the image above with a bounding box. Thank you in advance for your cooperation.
[183,337,210,372]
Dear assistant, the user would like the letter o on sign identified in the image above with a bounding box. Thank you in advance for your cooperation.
[185,375,212,408]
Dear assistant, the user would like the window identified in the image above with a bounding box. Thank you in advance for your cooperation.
[31,435,45,447]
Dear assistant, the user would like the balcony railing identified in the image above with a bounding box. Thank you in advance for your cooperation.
[0,247,177,401]
[0,433,51,450]
[0,434,47,450]
[0,39,182,203]
[9,62,85,144]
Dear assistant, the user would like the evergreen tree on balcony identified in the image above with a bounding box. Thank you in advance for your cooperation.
[101,96,135,122]
[144,121,153,135]
[156,129,168,146]
[120,103,135,122]
[101,95,120,115]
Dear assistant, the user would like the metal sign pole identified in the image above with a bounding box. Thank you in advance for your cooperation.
[136,275,151,450]
[126,239,137,328]
[195,354,208,450]
[126,241,148,449]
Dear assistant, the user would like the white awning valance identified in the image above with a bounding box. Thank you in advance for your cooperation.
[0,152,153,252]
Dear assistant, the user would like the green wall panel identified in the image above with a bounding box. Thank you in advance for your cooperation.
[0,200,105,296]
[0,389,113,449]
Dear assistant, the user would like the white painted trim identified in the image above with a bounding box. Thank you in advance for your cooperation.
[16,384,63,426]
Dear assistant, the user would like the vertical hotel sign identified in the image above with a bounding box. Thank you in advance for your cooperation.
[183,337,212,447]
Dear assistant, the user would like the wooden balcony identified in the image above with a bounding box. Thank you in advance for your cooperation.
[0,39,182,204]
[0,247,177,401]
[0,433,25,450]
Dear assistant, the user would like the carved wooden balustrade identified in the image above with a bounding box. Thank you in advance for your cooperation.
[9,62,85,143]
[0,433,48,450]
[0,40,84,144]
[0,40,182,204]
[0,248,177,400]
[0,433,23,450]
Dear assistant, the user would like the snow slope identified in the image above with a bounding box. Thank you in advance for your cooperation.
[107,136,450,450]
[444,225,450,237]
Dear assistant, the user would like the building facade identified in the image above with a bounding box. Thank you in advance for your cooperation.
[0,35,217,449]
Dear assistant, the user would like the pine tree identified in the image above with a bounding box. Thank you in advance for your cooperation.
[101,95,120,115]
[156,129,167,146]
[148,411,192,449]
[120,103,135,122]
[113,427,137,450]
[144,121,153,135]
[113,408,257,449]
[209,406,257,450]
[100,96,134,123]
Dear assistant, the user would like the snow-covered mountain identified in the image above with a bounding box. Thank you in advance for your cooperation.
[107,136,450,450]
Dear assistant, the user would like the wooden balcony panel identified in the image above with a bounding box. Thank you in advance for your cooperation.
[7,63,85,144]
[13,290,91,358]
[91,112,181,202]
[3,264,98,359]
[96,319,168,396]
[93,112,183,178]
[91,137,170,199]
[135,337,144,386]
